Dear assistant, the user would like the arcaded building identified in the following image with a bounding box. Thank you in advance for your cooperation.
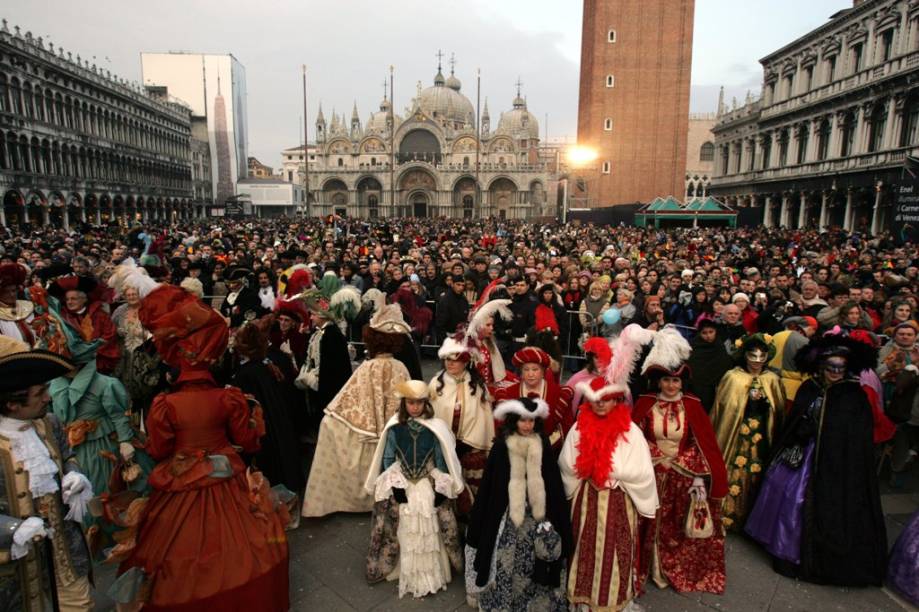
[577,0,695,207]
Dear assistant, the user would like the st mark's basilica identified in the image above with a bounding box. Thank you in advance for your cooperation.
[280,56,552,220]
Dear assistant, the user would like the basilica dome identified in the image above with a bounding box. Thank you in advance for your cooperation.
[497,94,539,140]
[418,69,475,127]
[366,98,401,134]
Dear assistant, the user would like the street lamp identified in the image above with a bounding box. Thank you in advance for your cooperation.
[561,145,598,222]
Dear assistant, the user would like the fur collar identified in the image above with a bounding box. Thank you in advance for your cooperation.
[506,433,545,527]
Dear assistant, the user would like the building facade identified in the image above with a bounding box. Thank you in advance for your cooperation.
[710,0,919,233]
[0,20,196,228]
[238,177,303,217]
[141,52,248,207]
[686,113,716,199]
[577,0,695,206]
[285,61,553,219]
[247,156,273,178]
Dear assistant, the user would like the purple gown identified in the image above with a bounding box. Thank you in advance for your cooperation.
[744,442,815,564]
[888,509,919,606]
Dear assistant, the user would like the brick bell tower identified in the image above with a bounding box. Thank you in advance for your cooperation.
[577,0,695,207]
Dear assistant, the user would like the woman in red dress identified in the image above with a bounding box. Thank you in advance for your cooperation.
[107,266,289,611]
[632,327,728,595]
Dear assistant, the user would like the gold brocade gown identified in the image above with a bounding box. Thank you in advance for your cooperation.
[709,367,785,530]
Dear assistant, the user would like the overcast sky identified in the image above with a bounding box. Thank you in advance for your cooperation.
[8,0,845,165]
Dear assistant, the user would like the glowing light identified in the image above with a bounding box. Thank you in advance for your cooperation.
[567,146,598,166]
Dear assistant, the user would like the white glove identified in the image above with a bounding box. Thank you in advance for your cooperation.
[279,340,292,355]
[61,472,93,524]
[690,477,707,502]
[11,517,47,560]
[119,441,136,461]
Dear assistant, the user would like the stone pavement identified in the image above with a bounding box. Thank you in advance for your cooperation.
[90,357,918,611]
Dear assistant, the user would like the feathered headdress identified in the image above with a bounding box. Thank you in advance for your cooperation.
[641,325,692,378]
[467,298,512,341]
[329,285,362,322]
[317,271,341,300]
[605,324,656,395]
[793,328,876,376]
[582,336,612,371]
[362,288,387,313]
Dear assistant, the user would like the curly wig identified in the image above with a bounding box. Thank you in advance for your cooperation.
[363,326,406,358]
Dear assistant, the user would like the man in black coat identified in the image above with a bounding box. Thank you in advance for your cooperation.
[298,296,353,437]
[435,274,470,341]
[508,277,538,356]
[687,319,735,411]
[219,267,267,328]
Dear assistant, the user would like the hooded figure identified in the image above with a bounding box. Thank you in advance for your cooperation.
[746,331,887,587]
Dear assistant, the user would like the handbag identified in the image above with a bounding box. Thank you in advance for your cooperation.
[685,488,714,539]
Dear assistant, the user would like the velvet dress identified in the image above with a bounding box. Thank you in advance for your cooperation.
[114,370,290,611]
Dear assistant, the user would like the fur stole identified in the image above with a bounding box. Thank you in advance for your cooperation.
[506,433,545,527]
[575,403,632,488]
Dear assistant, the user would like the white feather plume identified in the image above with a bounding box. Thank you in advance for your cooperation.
[641,325,692,374]
[361,288,387,312]
[330,285,362,321]
[107,258,160,299]
[467,299,512,340]
[605,323,657,390]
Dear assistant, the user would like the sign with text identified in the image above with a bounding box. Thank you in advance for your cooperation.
[893,182,919,244]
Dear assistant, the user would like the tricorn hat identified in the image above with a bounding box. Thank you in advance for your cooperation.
[0,341,74,392]
[494,397,550,421]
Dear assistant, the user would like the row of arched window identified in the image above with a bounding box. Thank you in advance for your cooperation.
[0,71,189,161]
[0,130,191,190]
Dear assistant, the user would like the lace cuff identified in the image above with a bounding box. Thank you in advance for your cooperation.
[374,462,408,502]
[430,468,457,498]
[11,517,46,560]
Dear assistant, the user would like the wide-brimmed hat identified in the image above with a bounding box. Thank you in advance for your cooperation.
[369,304,411,335]
[48,275,98,301]
[794,329,876,376]
[394,380,430,401]
[0,263,28,288]
[0,339,74,392]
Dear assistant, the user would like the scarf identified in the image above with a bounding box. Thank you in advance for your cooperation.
[506,433,545,527]
[575,403,632,488]
[0,416,60,498]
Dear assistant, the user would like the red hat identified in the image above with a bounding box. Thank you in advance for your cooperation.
[582,336,612,370]
[48,275,98,300]
[512,346,551,369]
[0,263,27,288]
[534,304,560,336]
[576,375,625,403]
[139,284,228,370]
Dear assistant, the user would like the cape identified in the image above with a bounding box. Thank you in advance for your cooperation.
[363,414,464,497]
[429,372,494,451]
[710,367,785,463]
[466,433,572,588]
[771,378,887,586]
[632,393,728,498]
[324,356,409,437]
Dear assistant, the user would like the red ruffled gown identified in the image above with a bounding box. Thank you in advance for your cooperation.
[116,369,289,611]
[633,393,728,594]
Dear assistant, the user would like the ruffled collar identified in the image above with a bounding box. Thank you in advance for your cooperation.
[0,416,60,498]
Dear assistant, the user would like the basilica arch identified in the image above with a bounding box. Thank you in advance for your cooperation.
[399,167,437,218]
[452,176,479,219]
[398,128,442,164]
[488,177,518,219]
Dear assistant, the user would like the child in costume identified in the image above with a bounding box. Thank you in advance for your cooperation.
[364,380,464,598]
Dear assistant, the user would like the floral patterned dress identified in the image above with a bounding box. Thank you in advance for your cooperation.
[721,385,770,530]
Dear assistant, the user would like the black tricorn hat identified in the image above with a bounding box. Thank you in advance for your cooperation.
[226,267,252,282]
[0,345,74,392]
[793,330,876,376]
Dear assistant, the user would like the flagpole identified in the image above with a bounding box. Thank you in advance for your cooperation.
[475,68,481,220]
[389,65,395,217]
[302,65,311,218]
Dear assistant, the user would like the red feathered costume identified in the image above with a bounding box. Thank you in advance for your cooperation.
[116,284,289,612]
[632,392,728,594]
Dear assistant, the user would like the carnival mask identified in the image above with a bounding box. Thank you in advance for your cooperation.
[822,357,847,374]
[745,348,768,365]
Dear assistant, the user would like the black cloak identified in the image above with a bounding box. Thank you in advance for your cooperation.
[466,433,573,589]
[771,378,887,587]
[231,360,305,493]
[687,335,735,411]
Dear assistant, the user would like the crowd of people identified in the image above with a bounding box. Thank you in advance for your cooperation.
[0,214,917,611]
